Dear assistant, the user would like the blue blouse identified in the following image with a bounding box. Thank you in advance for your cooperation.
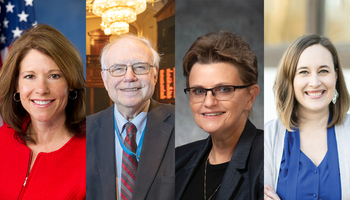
[276,126,341,200]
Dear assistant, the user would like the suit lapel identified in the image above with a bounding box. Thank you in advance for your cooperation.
[216,120,257,199]
[89,105,117,199]
[176,138,211,200]
[217,165,243,200]
[132,100,174,199]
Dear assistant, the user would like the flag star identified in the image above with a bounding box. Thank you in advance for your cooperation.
[32,21,37,27]
[0,34,5,44]
[24,0,33,6]
[3,18,9,28]
[12,27,23,38]
[5,2,15,13]
[0,0,4,3]
[18,10,29,22]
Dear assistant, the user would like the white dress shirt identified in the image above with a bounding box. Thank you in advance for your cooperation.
[114,102,148,199]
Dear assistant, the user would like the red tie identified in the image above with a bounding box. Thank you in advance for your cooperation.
[121,122,138,200]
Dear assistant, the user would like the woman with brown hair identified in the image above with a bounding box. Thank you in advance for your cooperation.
[264,35,350,200]
[0,24,86,199]
[176,30,263,200]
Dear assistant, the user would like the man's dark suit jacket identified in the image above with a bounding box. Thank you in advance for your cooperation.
[87,99,175,200]
[175,119,263,200]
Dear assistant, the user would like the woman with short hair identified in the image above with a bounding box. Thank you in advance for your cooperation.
[176,30,263,200]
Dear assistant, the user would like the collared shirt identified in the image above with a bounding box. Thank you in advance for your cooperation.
[114,102,149,199]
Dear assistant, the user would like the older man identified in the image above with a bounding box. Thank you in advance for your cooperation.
[87,35,175,200]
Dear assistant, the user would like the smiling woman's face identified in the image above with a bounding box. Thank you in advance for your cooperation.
[293,44,337,114]
[188,62,254,136]
[17,49,70,123]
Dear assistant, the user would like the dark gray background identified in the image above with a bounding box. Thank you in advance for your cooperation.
[175,0,264,147]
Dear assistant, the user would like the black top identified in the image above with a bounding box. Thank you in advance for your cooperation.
[181,152,229,200]
[175,119,264,200]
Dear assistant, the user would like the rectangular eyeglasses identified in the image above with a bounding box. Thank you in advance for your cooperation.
[184,85,252,103]
[103,62,154,77]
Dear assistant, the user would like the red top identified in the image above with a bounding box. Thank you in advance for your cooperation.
[0,124,86,200]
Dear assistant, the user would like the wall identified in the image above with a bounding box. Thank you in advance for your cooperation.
[35,0,86,76]
[86,17,102,55]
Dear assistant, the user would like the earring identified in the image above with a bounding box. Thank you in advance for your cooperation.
[13,93,21,102]
[69,90,78,100]
[332,89,339,104]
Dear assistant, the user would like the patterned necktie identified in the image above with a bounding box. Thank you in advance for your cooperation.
[121,122,138,200]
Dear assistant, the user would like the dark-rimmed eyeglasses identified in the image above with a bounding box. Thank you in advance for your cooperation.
[103,62,154,77]
[184,85,252,103]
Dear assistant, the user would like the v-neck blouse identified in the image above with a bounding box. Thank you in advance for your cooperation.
[276,126,341,200]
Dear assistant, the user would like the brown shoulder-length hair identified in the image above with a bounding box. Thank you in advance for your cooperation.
[182,30,258,88]
[274,34,349,131]
[0,24,86,142]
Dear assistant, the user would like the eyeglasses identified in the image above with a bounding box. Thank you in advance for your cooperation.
[184,85,252,103]
[103,62,154,77]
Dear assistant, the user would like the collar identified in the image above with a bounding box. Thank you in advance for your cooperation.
[228,119,258,169]
[114,101,150,134]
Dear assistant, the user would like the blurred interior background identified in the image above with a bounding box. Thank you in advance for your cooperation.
[264,0,350,123]
[85,0,175,115]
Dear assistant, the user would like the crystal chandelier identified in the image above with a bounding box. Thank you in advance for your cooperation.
[93,0,146,35]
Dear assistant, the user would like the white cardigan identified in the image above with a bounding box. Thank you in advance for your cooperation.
[264,114,350,200]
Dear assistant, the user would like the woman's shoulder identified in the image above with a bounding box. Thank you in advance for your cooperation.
[176,138,207,157]
[334,114,350,131]
[265,118,283,128]
[0,124,15,132]
[340,114,350,127]
[175,138,208,168]
[265,118,285,133]
[0,125,27,155]
[0,124,17,143]
[334,114,350,139]
[264,118,286,146]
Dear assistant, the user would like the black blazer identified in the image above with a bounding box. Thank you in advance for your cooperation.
[87,99,175,200]
[175,119,263,200]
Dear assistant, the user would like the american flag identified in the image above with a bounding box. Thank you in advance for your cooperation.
[0,0,36,127]
[0,0,36,67]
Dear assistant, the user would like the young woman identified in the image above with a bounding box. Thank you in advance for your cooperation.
[264,35,350,200]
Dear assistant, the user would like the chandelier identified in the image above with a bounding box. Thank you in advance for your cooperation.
[146,0,161,7]
[93,0,147,35]
[86,0,94,12]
